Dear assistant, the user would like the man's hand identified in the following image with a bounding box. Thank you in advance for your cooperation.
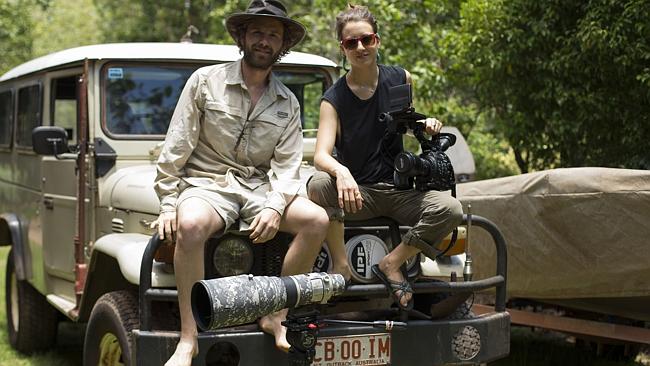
[151,211,177,243]
[249,208,281,244]
[335,167,363,213]
[420,117,443,135]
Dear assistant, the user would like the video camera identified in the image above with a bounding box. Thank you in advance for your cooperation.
[378,84,456,192]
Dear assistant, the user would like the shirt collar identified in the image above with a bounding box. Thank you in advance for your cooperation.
[224,59,289,100]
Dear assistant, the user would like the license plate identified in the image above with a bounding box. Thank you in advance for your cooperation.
[312,333,391,366]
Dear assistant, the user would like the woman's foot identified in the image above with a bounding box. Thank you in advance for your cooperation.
[164,337,198,366]
[375,259,413,309]
[259,309,291,352]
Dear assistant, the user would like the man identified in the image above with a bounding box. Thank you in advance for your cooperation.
[153,1,329,365]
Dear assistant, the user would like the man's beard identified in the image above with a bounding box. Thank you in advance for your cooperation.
[243,44,282,70]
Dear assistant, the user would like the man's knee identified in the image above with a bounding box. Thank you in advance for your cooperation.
[288,199,329,236]
[177,203,223,245]
[176,215,212,245]
[305,208,330,236]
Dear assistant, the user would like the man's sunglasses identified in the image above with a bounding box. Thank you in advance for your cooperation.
[340,33,379,50]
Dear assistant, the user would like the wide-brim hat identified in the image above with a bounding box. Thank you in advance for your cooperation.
[226,0,306,50]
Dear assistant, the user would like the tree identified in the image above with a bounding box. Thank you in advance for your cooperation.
[2,0,521,179]
[0,0,34,75]
[447,0,650,172]
[292,0,518,178]
[31,0,101,57]
[94,0,231,43]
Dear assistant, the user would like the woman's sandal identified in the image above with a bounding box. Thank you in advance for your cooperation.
[371,264,414,311]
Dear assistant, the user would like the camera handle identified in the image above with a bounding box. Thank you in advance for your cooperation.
[284,309,320,366]
[379,109,456,152]
[283,309,408,365]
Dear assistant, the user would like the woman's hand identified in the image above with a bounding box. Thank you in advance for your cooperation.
[420,117,443,135]
[335,167,363,213]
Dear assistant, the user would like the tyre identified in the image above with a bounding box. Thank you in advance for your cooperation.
[5,249,59,353]
[84,290,139,366]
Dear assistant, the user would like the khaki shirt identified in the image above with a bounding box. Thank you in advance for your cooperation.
[154,59,303,216]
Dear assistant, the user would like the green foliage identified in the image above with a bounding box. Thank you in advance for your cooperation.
[93,0,231,43]
[447,0,650,172]
[6,0,646,177]
[31,0,101,57]
[290,1,518,179]
[467,116,519,180]
[0,0,33,75]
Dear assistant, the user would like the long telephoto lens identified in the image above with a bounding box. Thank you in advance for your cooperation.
[192,272,346,331]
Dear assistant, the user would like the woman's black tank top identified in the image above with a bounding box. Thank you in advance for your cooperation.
[322,65,406,184]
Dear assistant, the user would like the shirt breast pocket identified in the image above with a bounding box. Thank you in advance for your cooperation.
[249,114,286,159]
[203,101,242,141]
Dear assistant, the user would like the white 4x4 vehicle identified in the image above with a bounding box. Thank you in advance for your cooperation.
[0,43,509,365]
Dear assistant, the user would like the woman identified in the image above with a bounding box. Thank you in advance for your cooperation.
[308,5,463,310]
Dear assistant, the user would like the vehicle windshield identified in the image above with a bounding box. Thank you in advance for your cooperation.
[103,64,328,138]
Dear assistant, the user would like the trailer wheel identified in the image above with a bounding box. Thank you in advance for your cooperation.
[84,290,139,366]
[5,249,58,354]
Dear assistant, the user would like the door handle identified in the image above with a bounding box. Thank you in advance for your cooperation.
[43,196,54,210]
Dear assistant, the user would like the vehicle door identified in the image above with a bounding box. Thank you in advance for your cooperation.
[40,71,83,299]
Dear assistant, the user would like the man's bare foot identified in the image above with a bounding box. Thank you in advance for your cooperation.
[377,260,412,309]
[259,309,291,352]
[332,262,353,283]
[164,338,198,366]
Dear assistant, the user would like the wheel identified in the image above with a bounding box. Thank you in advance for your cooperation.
[5,249,58,353]
[84,290,139,366]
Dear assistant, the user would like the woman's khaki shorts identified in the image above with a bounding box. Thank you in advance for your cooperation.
[307,171,463,259]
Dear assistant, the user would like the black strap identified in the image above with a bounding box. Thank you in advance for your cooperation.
[435,184,458,259]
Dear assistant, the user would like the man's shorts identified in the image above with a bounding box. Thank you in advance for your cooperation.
[177,179,271,233]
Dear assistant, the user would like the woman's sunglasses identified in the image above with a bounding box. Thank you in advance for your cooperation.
[340,33,379,50]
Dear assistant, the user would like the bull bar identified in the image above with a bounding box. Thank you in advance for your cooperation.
[135,214,510,365]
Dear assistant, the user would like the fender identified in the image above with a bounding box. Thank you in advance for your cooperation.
[77,233,177,321]
[0,213,30,280]
[91,233,175,287]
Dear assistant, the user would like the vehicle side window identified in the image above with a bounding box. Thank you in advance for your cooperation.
[0,91,12,147]
[103,65,195,137]
[51,76,78,142]
[273,71,327,138]
[16,85,41,147]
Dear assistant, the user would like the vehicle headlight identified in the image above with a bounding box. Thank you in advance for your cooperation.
[212,235,254,277]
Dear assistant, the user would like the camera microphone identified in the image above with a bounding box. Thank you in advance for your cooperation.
[191,272,346,331]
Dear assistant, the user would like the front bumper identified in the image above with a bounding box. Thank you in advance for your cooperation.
[135,310,510,366]
[136,214,510,365]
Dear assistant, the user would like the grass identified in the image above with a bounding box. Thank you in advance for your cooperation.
[0,245,647,366]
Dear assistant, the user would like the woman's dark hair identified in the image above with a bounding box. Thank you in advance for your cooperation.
[335,4,378,41]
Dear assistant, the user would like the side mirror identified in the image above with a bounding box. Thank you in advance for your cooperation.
[32,126,70,156]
